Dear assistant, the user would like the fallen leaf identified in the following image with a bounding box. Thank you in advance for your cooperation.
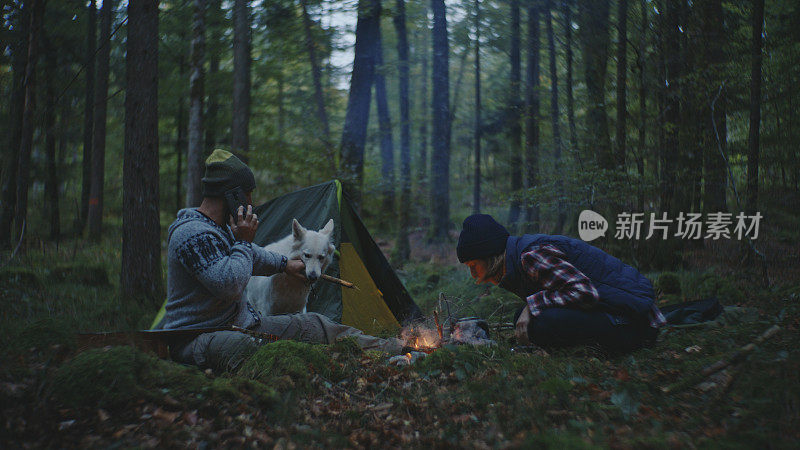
[184,410,198,426]
[372,402,393,411]
[97,409,110,422]
[152,407,180,424]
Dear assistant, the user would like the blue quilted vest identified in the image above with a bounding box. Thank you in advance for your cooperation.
[498,234,656,321]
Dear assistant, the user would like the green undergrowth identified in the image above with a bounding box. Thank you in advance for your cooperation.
[651,268,748,306]
[2,224,799,446]
[398,309,799,448]
[51,345,276,410]
[397,262,520,319]
[237,337,366,392]
[237,340,333,391]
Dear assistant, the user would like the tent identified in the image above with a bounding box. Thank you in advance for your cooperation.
[152,180,421,335]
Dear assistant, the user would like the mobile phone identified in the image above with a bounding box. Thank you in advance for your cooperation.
[224,187,249,223]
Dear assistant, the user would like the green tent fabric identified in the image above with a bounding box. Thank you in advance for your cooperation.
[251,180,422,333]
[152,180,421,334]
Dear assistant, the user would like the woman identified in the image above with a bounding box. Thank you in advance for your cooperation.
[457,214,665,354]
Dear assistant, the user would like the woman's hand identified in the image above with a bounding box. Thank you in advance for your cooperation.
[515,306,532,345]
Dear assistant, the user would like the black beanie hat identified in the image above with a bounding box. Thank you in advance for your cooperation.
[202,149,256,197]
[456,214,510,263]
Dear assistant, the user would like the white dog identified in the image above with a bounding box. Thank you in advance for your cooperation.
[245,218,335,316]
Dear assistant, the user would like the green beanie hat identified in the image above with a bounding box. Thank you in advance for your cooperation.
[202,149,256,197]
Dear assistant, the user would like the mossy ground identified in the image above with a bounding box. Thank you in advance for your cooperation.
[1,213,799,448]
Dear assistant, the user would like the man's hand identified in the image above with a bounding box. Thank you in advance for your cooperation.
[285,258,307,281]
[229,205,258,243]
[515,306,532,345]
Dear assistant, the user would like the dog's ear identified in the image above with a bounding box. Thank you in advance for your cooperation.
[292,218,306,240]
[321,219,334,235]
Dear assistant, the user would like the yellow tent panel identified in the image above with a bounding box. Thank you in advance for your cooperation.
[339,242,400,335]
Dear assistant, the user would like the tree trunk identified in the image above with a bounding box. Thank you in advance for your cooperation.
[472,0,481,215]
[57,102,69,239]
[507,0,522,232]
[78,0,96,235]
[563,0,577,161]
[660,0,680,214]
[14,0,44,242]
[123,0,163,306]
[393,0,411,263]
[563,0,586,208]
[429,0,450,240]
[615,0,628,171]
[746,0,764,215]
[417,25,429,196]
[339,0,380,210]
[524,3,540,231]
[175,83,186,212]
[546,0,565,233]
[277,72,285,146]
[301,0,335,174]
[232,0,251,157]
[577,0,612,171]
[88,0,114,240]
[205,0,221,153]
[702,0,727,213]
[448,40,471,125]
[185,0,206,208]
[0,5,28,249]
[374,30,396,218]
[636,0,647,212]
[44,53,59,241]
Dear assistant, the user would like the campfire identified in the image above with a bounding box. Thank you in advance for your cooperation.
[390,295,496,366]
[400,325,442,353]
[399,296,495,354]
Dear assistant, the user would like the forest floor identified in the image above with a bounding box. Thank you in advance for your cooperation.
[1,208,799,448]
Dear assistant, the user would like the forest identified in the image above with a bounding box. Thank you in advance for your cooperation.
[1,0,799,447]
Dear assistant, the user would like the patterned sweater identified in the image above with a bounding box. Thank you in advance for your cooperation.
[163,208,286,329]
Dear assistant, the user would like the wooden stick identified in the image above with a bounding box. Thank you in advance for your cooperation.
[662,324,781,394]
[321,274,357,289]
[434,309,443,341]
[699,324,781,377]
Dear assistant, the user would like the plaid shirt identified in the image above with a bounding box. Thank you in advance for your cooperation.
[521,244,666,328]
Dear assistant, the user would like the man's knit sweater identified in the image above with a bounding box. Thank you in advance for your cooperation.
[164,208,285,329]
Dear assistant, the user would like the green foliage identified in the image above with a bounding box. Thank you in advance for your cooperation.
[50,345,275,410]
[330,335,363,359]
[397,262,519,319]
[50,264,109,286]
[237,340,333,391]
[680,270,746,304]
[17,317,76,354]
[414,344,496,380]
[523,430,594,449]
[655,271,682,295]
[0,266,42,288]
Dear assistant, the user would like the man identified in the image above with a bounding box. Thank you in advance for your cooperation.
[456,214,665,354]
[165,149,402,371]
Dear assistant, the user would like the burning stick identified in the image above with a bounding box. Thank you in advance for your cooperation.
[433,310,443,342]
[321,274,358,290]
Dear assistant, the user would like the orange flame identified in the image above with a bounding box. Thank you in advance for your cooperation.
[400,325,442,351]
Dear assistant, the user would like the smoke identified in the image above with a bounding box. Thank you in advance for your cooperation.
[400,325,442,349]
[451,319,494,346]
